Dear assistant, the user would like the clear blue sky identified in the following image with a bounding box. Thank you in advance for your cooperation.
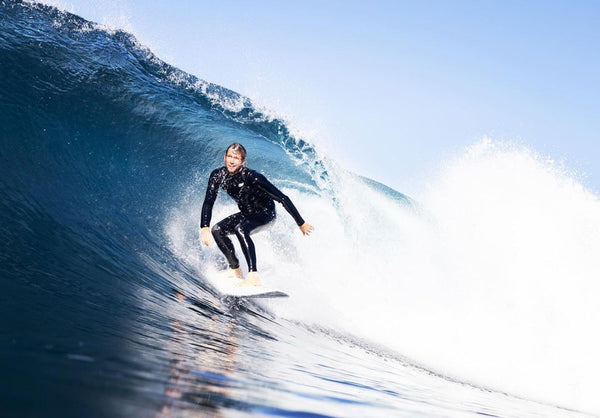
[43,0,600,193]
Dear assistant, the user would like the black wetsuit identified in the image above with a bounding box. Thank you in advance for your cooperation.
[201,166,305,272]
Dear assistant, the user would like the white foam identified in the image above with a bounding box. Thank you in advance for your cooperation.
[267,138,600,415]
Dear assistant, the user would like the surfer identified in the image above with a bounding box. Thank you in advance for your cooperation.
[200,143,314,286]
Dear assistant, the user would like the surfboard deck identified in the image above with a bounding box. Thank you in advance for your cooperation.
[208,275,289,299]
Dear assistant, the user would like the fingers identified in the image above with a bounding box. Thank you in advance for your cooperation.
[300,223,314,236]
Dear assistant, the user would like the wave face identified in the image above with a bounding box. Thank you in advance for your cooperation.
[0,1,329,415]
[2,1,599,416]
[0,0,323,307]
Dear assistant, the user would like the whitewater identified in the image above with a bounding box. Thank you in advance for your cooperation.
[2,1,599,416]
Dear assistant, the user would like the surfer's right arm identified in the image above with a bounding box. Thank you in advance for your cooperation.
[200,169,222,246]
[201,227,213,246]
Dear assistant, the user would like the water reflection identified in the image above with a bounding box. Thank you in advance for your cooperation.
[157,291,262,417]
[145,289,593,418]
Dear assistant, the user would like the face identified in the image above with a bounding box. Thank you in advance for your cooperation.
[224,149,245,174]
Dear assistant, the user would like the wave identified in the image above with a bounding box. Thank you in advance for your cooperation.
[2,1,599,415]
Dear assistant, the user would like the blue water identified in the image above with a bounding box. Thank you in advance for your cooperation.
[0,1,595,416]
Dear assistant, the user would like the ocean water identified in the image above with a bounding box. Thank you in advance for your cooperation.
[1,1,598,416]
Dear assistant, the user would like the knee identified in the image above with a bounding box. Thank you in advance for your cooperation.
[234,223,247,238]
[211,224,222,237]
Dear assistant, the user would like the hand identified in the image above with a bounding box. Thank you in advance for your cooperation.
[299,222,314,236]
[201,227,214,246]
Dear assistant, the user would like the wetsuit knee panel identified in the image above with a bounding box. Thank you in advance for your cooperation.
[233,222,247,237]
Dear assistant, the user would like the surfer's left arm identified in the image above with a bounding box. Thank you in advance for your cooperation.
[298,222,314,236]
[254,173,314,235]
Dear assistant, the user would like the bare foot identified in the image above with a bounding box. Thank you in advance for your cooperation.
[237,271,262,287]
[220,267,242,279]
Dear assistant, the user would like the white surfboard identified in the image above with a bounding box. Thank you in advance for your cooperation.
[208,275,289,299]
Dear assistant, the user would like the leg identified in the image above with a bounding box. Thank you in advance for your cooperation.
[211,213,245,273]
[234,212,275,286]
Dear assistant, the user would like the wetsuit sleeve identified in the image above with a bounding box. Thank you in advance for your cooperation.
[254,173,306,226]
[200,169,221,228]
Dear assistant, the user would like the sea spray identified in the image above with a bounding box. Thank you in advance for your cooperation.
[411,139,600,412]
[255,138,600,414]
